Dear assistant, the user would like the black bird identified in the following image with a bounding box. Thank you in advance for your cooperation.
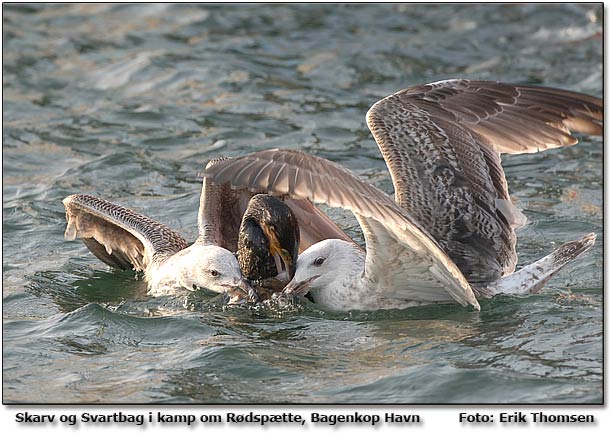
[237,194,300,300]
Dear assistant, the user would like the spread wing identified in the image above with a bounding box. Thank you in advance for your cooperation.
[202,149,479,309]
[284,198,358,250]
[63,194,188,271]
[199,157,354,252]
[366,79,602,283]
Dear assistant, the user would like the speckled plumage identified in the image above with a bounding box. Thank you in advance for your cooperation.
[237,194,300,282]
[63,158,350,297]
[203,79,602,311]
[63,192,247,296]
[64,194,188,271]
[365,79,602,283]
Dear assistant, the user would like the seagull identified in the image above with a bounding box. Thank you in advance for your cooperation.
[63,157,351,299]
[202,79,602,311]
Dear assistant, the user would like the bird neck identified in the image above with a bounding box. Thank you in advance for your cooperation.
[146,247,198,295]
[237,216,276,281]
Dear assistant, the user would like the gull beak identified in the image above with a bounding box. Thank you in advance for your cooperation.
[282,275,320,296]
[238,278,260,303]
[226,278,260,303]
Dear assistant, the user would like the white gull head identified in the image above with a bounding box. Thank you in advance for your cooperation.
[283,238,434,311]
[283,239,366,310]
[149,244,250,296]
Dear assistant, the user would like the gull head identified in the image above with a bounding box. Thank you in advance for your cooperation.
[283,239,364,299]
[178,244,255,298]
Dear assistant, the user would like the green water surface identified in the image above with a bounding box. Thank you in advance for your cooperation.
[2,3,603,404]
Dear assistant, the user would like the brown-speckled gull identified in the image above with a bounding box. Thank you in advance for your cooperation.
[202,79,602,311]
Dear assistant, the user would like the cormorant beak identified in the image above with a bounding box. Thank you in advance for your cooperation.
[282,275,320,296]
[263,225,295,280]
[272,248,294,282]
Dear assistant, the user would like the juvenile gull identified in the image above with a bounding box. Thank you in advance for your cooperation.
[203,79,602,311]
[63,157,350,298]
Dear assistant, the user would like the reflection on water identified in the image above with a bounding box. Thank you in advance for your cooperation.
[2,3,602,403]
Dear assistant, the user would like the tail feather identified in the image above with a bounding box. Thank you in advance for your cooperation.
[477,233,596,297]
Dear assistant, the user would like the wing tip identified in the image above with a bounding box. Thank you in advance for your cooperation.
[456,292,481,311]
[553,232,597,263]
[465,290,481,311]
[64,220,77,241]
[63,195,80,240]
[495,199,528,229]
[583,231,597,246]
[568,232,597,254]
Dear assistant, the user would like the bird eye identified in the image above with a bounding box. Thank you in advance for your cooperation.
[313,257,325,267]
[210,269,220,277]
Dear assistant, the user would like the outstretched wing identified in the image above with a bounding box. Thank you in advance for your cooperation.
[199,157,354,252]
[366,79,602,283]
[202,149,479,309]
[63,194,188,271]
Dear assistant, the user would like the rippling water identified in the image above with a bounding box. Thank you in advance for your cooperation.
[2,3,602,404]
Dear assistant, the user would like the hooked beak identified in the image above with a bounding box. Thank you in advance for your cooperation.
[282,275,320,296]
[225,278,260,303]
[272,249,294,281]
[238,278,260,303]
[264,225,295,280]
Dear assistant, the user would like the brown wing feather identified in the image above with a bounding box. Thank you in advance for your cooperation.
[366,79,602,283]
[397,79,602,153]
[201,156,353,253]
[202,149,479,308]
[202,150,405,227]
[198,158,252,251]
[201,149,454,251]
[81,237,140,270]
[63,194,188,271]
[283,198,358,251]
